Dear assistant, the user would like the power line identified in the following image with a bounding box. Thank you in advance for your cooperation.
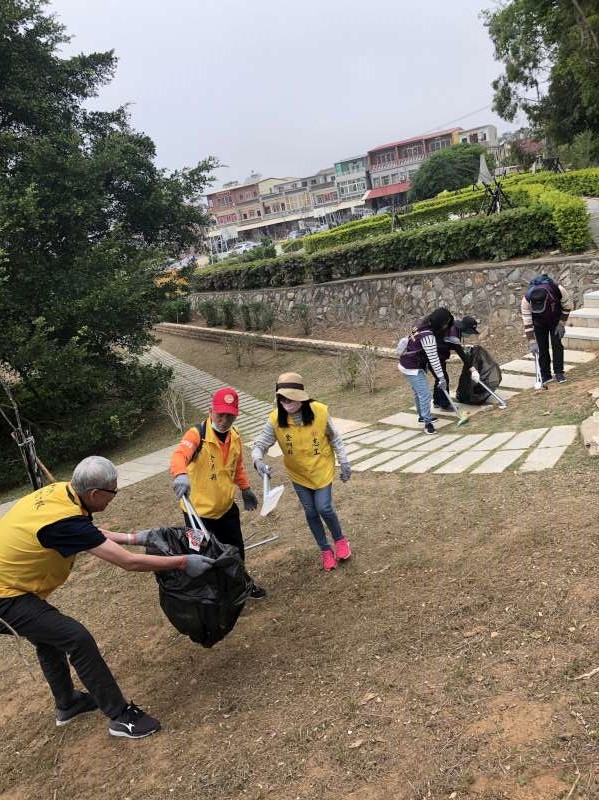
[422,104,493,135]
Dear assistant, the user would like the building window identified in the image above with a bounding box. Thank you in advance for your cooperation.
[429,138,449,152]
[373,176,381,188]
[404,144,424,158]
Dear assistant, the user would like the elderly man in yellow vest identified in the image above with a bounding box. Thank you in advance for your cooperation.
[0,456,213,739]
[169,386,266,599]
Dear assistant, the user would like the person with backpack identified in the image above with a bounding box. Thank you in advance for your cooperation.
[169,387,266,599]
[251,372,351,573]
[397,308,455,434]
[431,315,481,409]
[521,275,573,385]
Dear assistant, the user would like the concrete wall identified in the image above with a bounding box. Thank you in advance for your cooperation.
[191,253,599,331]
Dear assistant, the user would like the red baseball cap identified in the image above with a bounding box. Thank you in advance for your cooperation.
[212,387,239,416]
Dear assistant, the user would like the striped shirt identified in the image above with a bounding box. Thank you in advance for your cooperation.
[398,326,444,379]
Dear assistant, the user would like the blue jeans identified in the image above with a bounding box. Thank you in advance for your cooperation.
[404,369,433,423]
[292,482,345,550]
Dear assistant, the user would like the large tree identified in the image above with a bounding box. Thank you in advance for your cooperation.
[408,143,493,202]
[0,0,217,486]
[484,0,599,147]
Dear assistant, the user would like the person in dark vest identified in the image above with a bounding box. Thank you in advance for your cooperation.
[521,275,572,385]
[169,387,266,599]
[431,315,481,409]
[398,307,454,435]
[0,456,213,738]
[251,372,352,573]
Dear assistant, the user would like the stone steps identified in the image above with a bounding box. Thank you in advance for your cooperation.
[562,326,599,351]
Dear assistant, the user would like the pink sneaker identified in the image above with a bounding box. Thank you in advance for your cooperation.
[335,537,352,561]
[321,548,337,572]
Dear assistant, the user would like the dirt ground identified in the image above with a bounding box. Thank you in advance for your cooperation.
[1,461,598,800]
[1,326,599,800]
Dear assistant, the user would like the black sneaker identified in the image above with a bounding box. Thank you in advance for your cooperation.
[418,415,438,423]
[55,691,98,727]
[424,423,436,435]
[555,373,567,383]
[109,703,161,739]
[542,376,553,386]
[249,584,267,600]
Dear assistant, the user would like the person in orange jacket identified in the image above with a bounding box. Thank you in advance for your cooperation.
[169,387,266,599]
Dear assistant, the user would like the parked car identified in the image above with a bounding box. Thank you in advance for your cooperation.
[232,241,260,253]
[288,229,305,240]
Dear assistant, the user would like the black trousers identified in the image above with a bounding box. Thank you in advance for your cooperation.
[0,593,126,718]
[184,501,245,559]
[429,361,451,408]
[534,323,564,380]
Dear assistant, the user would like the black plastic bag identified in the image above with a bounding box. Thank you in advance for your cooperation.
[146,527,252,648]
[455,345,502,405]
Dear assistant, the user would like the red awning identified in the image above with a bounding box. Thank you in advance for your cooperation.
[363,182,411,201]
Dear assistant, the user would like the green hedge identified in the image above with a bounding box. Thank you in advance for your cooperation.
[281,239,304,253]
[515,167,599,197]
[517,183,591,252]
[194,206,557,292]
[303,215,392,253]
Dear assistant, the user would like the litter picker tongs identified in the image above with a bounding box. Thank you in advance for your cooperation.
[181,495,211,551]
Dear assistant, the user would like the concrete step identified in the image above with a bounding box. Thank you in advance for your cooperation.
[568,308,599,328]
[562,326,599,351]
[582,290,599,309]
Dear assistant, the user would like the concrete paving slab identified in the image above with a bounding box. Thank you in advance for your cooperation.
[265,442,283,458]
[471,449,526,474]
[352,450,405,472]
[382,430,423,447]
[378,412,452,429]
[442,434,489,452]
[434,449,489,474]
[501,360,573,375]
[498,373,537,390]
[470,432,516,451]
[332,418,370,435]
[411,434,462,452]
[344,442,363,454]
[410,402,489,418]
[523,350,594,364]
[346,447,375,463]
[537,425,578,448]
[372,450,432,472]
[501,428,548,450]
[389,433,437,450]
[343,427,375,442]
[350,429,396,445]
[0,500,16,518]
[519,446,568,472]
[402,449,460,473]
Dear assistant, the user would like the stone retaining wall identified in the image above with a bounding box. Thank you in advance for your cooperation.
[190,253,599,330]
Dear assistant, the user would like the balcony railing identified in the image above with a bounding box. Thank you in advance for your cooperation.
[369,153,426,172]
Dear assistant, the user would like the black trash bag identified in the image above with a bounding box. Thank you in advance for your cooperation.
[145,527,252,648]
[455,345,502,405]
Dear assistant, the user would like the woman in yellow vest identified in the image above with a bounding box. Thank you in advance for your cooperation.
[252,372,352,572]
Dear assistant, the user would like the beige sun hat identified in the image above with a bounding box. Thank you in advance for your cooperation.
[275,372,310,402]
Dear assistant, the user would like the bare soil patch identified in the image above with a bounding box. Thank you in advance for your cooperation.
[1,455,599,799]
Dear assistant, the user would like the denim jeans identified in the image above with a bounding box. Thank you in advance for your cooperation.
[292,482,345,550]
[404,369,433,423]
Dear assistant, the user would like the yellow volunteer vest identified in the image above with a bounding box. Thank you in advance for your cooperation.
[269,401,335,490]
[185,421,243,519]
[0,482,88,599]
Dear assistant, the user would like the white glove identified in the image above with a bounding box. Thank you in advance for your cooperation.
[437,377,448,393]
[132,530,150,546]
[529,339,539,355]
[254,460,271,478]
[470,368,480,384]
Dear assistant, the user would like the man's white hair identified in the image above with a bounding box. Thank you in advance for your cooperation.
[71,456,117,495]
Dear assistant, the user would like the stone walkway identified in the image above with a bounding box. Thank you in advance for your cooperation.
[0,342,591,519]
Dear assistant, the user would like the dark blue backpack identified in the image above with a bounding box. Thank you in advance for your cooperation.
[525,274,561,312]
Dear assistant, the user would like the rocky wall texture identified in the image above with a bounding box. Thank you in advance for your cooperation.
[191,254,599,330]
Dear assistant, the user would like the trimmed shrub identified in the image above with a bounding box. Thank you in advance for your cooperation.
[219,299,237,328]
[197,299,221,326]
[160,297,191,323]
[516,167,599,197]
[516,182,591,251]
[303,215,391,253]
[281,239,304,253]
[194,207,557,292]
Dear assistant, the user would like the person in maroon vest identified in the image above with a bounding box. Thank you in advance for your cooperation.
[431,315,480,409]
[398,308,454,435]
[521,275,572,385]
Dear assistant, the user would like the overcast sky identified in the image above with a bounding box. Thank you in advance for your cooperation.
[49,0,517,188]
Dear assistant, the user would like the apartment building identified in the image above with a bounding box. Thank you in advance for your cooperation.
[334,155,370,202]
